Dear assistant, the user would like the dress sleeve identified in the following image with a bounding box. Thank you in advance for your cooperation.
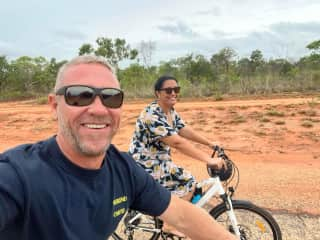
[0,157,24,231]
[174,110,186,130]
[142,108,177,141]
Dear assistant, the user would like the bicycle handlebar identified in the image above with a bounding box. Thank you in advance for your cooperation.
[207,145,233,181]
[211,145,229,160]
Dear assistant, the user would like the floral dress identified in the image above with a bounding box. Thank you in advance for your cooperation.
[129,101,195,197]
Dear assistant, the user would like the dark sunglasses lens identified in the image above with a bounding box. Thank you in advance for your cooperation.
[101,89,124,108]
[165,87,180,94]
[65,86,94,106]
[164,88,172,94]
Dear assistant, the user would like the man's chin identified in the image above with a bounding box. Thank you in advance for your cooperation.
[78,142,110,157]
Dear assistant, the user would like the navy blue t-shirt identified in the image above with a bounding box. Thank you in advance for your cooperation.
[0,136,171,240]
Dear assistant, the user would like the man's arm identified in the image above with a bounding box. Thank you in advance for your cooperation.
[0,161,22,231]
[159,195,237,240]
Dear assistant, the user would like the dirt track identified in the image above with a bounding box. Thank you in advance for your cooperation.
[1,96,319,239]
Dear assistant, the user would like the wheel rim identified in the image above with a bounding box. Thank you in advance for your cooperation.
[215,208,277,240]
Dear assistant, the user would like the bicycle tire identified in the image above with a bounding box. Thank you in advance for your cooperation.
[210,200,282,240]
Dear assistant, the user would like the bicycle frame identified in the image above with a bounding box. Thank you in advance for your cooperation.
[112,145,281,240]
[114,176,242,239]
[127,213,161,234]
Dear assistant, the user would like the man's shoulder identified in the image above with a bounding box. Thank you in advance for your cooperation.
[107,145,144,175]
[0,137,53,163]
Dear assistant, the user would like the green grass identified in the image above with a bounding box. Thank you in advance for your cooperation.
[260,117,271,123]
[298,109,317,117]
[301,117,320,123]
[285,104,296,108]
[301,121,313,128]
[215,106,225,111]
[274,120,285,125]
[265,110,285,117]
[36,96,48,105]
[248,111,263,120]
[214,94,223,101]
[253,130,267,136]
[229,115,246,124]
[307,98,320,108]
[228,108,237,114]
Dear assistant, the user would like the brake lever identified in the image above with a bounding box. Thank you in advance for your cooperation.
[211,145,219,158]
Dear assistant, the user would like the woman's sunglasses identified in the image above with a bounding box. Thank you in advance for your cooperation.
[159,86,180,94]
[55,85,124,108]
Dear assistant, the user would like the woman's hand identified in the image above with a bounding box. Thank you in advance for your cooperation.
[207,157,226,170]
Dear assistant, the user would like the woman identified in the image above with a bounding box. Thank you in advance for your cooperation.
[129,75,224,199]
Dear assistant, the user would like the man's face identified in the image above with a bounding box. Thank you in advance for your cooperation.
[50,63,121,157]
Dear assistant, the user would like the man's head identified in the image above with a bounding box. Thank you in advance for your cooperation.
[49,55,122,162]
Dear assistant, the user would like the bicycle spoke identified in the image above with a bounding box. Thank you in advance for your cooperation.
[216,209,275,240]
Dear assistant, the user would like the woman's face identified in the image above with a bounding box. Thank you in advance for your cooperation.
[156,79,180,108]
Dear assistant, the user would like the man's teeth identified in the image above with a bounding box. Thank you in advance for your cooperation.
[85,124,107,129]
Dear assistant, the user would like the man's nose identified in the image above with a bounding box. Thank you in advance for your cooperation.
[87,96,109,113]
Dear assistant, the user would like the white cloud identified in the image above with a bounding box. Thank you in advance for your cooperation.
[0,0,319,64]
[157,21,199,39]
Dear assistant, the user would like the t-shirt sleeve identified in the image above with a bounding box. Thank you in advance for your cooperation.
[129,159,171,216]
[142,108,177,141]
[0,156,24,231]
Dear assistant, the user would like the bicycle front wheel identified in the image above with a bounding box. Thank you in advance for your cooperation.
[210,200,282,240]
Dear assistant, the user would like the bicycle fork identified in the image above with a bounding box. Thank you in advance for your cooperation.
[195,178,241,239]
[222,194,241,239]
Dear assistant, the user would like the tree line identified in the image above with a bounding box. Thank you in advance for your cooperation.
[0,38,319,101]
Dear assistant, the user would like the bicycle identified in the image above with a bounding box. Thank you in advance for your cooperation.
[110,146,282,240]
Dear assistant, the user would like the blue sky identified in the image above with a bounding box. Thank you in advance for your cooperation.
[1,0,320,65]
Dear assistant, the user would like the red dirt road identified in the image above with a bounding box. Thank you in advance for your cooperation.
[0,97,319,215]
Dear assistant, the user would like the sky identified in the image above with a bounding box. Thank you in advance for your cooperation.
[1,0,320,65]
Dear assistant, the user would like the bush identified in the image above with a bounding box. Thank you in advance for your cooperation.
[0,91,34,101]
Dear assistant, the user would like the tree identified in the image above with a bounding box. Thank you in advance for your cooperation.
[176,54,212,85]
[237,57,251,94]
[79,43,94,55]
[78,37,138,69]
[138,40,156,68]
[158,60,180,77]
[210,48,237,93]
[249,49,264,74]
[210,47,237,75]
[306,40,320,54]
[0,55,10,92]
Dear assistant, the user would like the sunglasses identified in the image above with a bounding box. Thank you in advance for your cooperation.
[159,86,180,94]
[55,85,124,108]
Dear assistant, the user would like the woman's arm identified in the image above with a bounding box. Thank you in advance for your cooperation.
[161,134,224,168]
[178,126,216,148]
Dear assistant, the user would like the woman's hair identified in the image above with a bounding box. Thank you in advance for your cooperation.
[154,75,178,92]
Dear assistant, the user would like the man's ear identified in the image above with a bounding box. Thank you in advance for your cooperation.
[48,94,58,120]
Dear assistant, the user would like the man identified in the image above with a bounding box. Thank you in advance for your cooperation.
[0,55,236,240]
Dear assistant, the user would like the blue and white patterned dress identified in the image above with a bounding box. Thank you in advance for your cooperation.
[129,101,195,196]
